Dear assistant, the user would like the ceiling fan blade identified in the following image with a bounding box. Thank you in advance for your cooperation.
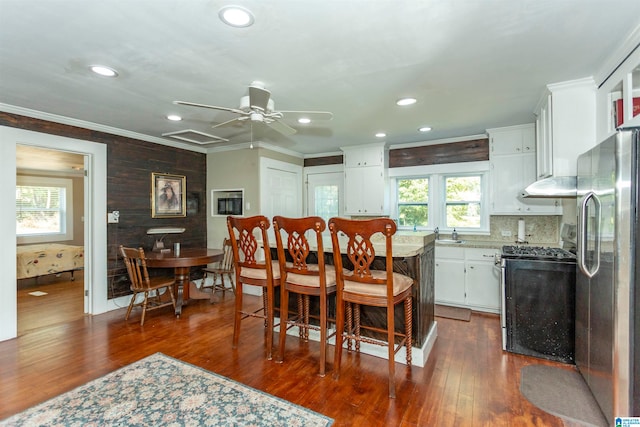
[248,85,271,112]
[211,117,246,129]
[173,100,246,116]
[278,110,333,121]
[266,119,297,136]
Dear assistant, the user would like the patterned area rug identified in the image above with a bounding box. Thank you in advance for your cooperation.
[1,353,334,426]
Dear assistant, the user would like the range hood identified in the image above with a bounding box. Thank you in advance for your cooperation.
[522,176,577,198]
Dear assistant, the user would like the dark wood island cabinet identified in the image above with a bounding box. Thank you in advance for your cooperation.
[269,232,436,366]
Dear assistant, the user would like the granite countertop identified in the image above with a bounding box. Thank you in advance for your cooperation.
[264,231,436,258]
[434,239,560,249]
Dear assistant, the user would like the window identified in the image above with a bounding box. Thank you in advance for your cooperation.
[390,162,489,233]
[314,184,339,224]
[16,176,74,243]
[444,175,481,228]
[306,168,343,228]
[397,178,429,227]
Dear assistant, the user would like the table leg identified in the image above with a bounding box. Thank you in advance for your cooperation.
[173,267,191,316]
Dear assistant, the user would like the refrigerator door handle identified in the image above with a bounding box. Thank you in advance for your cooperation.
[578,191,600,278]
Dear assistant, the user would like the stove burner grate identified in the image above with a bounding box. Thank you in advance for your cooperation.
[501,245,576,260]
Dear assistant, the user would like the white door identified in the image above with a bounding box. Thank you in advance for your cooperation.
[260,158,302,237]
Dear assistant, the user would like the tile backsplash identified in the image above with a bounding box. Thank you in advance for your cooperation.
[461,215,561,245]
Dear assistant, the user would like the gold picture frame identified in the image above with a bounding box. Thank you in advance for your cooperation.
[151,173,186,218]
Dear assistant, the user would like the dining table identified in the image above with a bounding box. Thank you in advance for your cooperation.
[145,247,223,316]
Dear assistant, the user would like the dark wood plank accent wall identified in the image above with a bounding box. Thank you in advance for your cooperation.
[389,138,489,168]
[303,154,343,167]
[1,112,207,298]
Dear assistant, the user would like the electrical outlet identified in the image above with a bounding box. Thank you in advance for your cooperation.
[501,230,512,237]
[107,211,120,223]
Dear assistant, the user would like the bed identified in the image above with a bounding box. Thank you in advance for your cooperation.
[17,243,84,280]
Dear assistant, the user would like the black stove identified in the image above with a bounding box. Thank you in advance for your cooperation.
[501,245,576,261]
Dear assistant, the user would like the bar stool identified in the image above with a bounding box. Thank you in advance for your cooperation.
[328,217,414,398]
[227,215,280,360]
[272,215,336,376]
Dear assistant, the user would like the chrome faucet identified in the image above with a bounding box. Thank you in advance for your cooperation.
[434,227,439,240]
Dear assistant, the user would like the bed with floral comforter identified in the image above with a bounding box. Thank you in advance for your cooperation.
[17,243,84,280]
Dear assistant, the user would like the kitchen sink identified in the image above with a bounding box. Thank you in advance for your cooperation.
[436,239,465,244]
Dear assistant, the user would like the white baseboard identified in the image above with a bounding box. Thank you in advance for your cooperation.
[274,317,438,367]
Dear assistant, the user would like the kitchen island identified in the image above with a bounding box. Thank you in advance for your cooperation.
[268,231,437,367]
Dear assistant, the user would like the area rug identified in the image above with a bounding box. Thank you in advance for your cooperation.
[435,304,471,321]
[0,353,333,427]
[520,364,607,427]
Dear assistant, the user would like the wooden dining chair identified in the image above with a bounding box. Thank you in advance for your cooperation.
[328,217,414,398]
[202,237,235,297]
[119,245,177,326]
[227,215,280,360]
[272,215,337,376]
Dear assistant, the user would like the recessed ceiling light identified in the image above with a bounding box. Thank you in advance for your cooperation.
[89,65,118,77]
[396,97,416,106]
[219,5,254,27]
[419,126,432,132]
[167,115,182,121]
[375,132,386,138]
[298,118,311,124]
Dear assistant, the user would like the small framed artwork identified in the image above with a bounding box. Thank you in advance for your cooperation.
[151,173,186,218]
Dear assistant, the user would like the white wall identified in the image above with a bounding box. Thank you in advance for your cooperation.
[0,126,108,342]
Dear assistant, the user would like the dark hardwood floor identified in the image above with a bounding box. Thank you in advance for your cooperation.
[2,281,574,426]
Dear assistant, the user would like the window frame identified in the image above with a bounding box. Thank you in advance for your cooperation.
[16,175,74,244]
[389,161,490,234]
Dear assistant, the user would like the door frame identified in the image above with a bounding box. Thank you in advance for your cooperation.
[0,126,107,341]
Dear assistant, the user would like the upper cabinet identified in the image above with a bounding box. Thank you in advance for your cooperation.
[534,78,597,179]
[489,124,535,156]
[488,124,561,215]
[342,143,388,216]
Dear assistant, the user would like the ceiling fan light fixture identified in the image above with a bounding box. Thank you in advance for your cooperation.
[396,97,417,106]
[298,118,311,124]
[219,6,254,27]
[375,132,386,138]
[89,65,118,77]
[419,126,432,132]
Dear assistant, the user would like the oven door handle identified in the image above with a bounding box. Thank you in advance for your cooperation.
[577,191,600,278]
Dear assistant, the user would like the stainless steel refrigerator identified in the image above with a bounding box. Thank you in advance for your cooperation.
[576,127,639,420]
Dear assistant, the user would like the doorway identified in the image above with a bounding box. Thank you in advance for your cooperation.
[16,146,86,334]
[0,125,108,343]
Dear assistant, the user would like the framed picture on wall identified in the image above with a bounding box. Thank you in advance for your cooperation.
[151,173,186,218]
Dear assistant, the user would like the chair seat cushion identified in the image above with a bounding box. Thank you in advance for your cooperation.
[285,264,337,288]
[239,261,281,281]
[343,270,413,297]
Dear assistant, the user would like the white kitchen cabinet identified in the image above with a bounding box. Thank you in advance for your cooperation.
[464,248,500,311]
[342,143,387,216]
[435,246,500,313]
[489,124,561,215]
[488,124,535,156]
[534,78,596,178]
[434,247,466,306]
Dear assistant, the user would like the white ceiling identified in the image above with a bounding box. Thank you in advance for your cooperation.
[1,0,640,158]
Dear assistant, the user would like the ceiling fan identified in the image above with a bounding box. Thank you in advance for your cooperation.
[173,81,333,137]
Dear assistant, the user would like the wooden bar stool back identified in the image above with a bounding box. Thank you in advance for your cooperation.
[227,215,280,360]
[328,217,414,398]
[272,215,337,376]
[119,245,177,326]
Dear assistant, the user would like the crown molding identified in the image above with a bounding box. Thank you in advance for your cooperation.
[0,103,208,153]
